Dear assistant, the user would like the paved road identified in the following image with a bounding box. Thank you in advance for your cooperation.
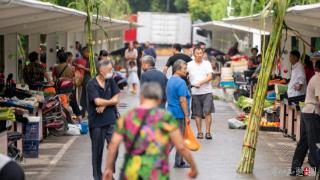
[24,57,315,180]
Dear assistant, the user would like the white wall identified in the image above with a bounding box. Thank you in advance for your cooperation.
[212,31,253,55]
[252,33,261,53]
[46,33,57,70]
[58,32,68,50]
[4,33,18,80]
[28,33,40,53]
[280,35,292,79]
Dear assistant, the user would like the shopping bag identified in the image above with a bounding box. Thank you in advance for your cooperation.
[184,124,201,151]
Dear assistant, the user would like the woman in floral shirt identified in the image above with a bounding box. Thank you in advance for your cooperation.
[103,83,197,180]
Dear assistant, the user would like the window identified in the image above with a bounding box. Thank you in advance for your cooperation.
[0,36,4,72]
[291,36,299,51]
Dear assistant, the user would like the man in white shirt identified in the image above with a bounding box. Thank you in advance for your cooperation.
[188,47,214,140]
[287,50,307,98]
[290,60,320,176]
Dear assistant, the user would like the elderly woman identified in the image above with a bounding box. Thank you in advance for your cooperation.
[103,82,198,180]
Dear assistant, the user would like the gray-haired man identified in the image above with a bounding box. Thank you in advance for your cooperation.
[87,60,120,180]
[167,60,191,168]
[140,55,168,108]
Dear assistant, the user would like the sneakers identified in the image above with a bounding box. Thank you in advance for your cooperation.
[289,169,304,176]
[174,162,190,168]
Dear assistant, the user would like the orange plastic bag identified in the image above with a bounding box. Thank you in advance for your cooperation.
[43,87,56,94]
[59,94,69,106]
[184,124,201,151]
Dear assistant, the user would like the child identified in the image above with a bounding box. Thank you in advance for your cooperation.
[127,61,139,94]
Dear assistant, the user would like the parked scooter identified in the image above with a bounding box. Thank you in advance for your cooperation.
[42,94,71,136]
[7,114,29,163]
[33,83,73,136]
[7,132,24,163]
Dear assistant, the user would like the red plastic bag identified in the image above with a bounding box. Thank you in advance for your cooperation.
[184,124,201,151]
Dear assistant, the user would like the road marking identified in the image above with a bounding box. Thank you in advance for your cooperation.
[38,136,78,179]
[49,136,77,165]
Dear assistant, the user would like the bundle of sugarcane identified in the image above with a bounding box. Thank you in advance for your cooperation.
[84,0,97,77]
[0,108,15,121]
[237,0,291,174]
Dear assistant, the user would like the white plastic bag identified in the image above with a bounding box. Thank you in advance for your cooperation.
[66,124,81,136]
[228,118,246,129]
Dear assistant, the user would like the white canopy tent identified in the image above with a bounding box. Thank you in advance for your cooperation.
[0,0,134,35]
[0,0,136,80]
[193,21,269,54]
[223,3,320,38]
[223,3,320,78]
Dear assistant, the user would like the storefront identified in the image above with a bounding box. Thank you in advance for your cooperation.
[193,21,268,55]
[0,0,135,82]
[0,0,135,160]
[223,3,320,141]
[224,3,320,79]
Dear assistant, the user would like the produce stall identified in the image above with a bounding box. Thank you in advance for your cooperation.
[229,77,291,132]
[0,87,44,160]
[229,75,308,143]
[220,55,249,88]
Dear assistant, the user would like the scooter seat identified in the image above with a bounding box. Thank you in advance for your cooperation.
[7,132,22,142]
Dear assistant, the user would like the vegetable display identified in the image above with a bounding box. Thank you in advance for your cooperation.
[0,108,15,121]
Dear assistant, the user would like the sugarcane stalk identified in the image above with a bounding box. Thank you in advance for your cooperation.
[237,0,291,174]
[84,0,96,77]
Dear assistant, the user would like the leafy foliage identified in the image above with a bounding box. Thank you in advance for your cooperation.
[189,0,320,21]
[41,0,320,21]
[42,0,130,18]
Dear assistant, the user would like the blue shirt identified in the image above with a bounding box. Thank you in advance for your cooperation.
[166,75,190,119]
[144,48,157,59]
[87,78,120,128]
[141,68,168,101]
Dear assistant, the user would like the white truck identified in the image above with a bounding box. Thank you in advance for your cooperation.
[137,12,211,46]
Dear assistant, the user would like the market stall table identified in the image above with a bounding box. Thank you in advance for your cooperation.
[0,130,7,154]
[280,99,289,134]
[293,103,302,142]
[287,101,295,139]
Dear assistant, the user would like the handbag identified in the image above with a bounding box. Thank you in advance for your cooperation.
[119,109,152,180]
[55,65,74,94]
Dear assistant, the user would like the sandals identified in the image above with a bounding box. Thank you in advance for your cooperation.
[197,132,213,140]
[205,133,212,140]
[197,132,204,139]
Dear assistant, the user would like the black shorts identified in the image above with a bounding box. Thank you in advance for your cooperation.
[192,93,215,117]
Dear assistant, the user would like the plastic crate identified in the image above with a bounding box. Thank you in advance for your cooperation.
[80,121,88,135]
[23,122,39,140]
[23,140,39,158]
[220,81,236,88]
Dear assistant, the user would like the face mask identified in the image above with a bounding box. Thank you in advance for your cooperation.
[105,73,113,79]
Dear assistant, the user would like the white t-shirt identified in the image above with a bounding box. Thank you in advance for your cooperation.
[302,73,320,115]
[287,62,306,98]
[187,60,213,95]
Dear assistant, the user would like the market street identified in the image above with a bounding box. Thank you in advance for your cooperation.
[23,58,314,180]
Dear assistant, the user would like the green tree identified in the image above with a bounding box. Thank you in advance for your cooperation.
[210,0,228,20]
[127,0,151,12]
[174,0,189,12]
[188,0,320,21]
[128,0,188,13]
[188,0,215,21]
[42,0,130,18]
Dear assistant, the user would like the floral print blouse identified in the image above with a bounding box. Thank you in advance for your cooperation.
[116,108,178,180]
